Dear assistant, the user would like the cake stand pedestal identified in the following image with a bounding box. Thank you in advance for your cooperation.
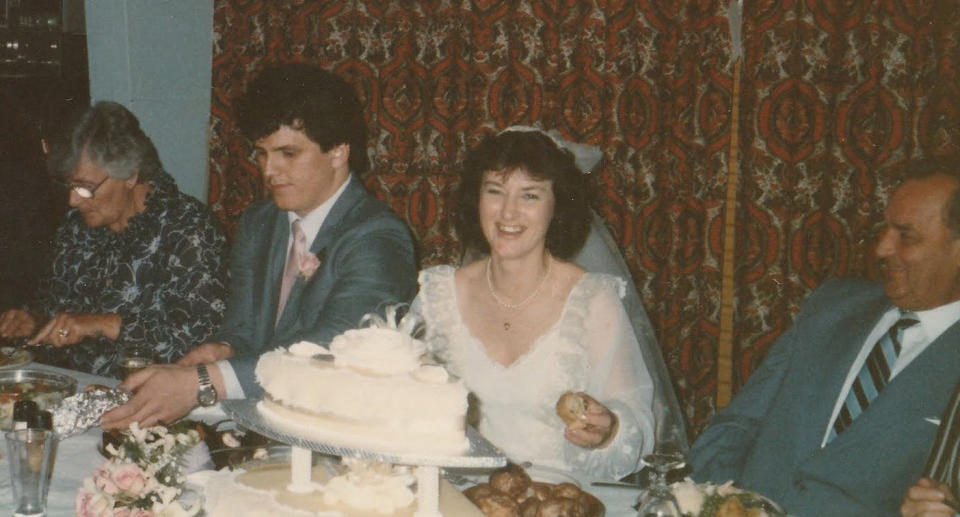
[222,399,507,516]
[414,465,440,517]
[287,445,317,493]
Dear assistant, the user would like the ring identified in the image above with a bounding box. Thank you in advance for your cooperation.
[57,328,68,338]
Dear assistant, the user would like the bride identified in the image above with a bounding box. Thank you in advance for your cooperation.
[414,128,655,483]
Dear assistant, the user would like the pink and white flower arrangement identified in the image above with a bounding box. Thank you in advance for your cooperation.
[76,422,202,517]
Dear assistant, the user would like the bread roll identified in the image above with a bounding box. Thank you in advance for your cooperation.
[551,482,582,500]
[556,392,588,424]
[535,497,584,517]
[519,497,541,517]
[529,482,553,501]
[490,464,532,499]
[715,496,748,517]
[465,463,605,517]
[464,483,496,504]
[474,493,520,517]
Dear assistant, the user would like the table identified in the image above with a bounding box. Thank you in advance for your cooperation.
[0,363,117,516]
[0,363,644,516]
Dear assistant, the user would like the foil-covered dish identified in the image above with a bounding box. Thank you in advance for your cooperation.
[51,386,130,438]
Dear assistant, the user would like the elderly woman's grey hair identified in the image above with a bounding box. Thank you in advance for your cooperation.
[49,101,164,184]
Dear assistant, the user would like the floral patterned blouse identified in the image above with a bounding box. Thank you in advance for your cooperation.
[31,171,229,377]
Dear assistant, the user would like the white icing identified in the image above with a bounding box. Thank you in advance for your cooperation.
[254,326,470,456]
[322,459,415,514]
[288,341,330,358]
[257,400,470,456]
[328,328,425,376]
[413,365,450,384]
[204,468,320,517]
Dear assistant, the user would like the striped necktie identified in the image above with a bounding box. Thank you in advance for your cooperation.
[829,311,919,441]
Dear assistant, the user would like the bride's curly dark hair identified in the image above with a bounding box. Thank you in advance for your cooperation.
[455,129,592,259]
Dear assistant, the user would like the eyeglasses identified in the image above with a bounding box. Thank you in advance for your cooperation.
[68,176,109,199]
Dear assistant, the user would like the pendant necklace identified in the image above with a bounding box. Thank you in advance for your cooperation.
[486,255,552,331]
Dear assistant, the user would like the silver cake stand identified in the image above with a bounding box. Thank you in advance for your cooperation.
[222,399,507,517]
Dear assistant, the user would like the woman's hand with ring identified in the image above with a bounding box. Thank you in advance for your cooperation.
[29,312,122,347]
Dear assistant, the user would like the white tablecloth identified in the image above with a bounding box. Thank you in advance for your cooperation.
[0,363,642,516]
[0,363,116,516]
[593,485,642,516]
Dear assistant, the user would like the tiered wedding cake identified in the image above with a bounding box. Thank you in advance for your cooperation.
[204,309,484,517]
[255,326,470,456]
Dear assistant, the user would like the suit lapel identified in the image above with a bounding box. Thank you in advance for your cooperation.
[310,176,364,254]
[794,296,891,456]
[267,209,292,328]
[806,312,960,461]
[275,177,365,328]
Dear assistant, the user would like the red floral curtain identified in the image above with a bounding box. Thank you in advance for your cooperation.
[207,0,960,436]
[734,1,960,391]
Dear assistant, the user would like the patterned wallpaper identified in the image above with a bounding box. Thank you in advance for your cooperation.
[207,0,960,435]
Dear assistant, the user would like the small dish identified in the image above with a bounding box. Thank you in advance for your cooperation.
[0,346,33,369]
[0,368,77,429]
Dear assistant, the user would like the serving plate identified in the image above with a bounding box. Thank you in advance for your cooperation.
[0,367,77,429]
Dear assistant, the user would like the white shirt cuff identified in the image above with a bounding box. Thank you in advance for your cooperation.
[216,359,245,399]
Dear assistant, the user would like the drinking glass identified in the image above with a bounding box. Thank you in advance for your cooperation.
[5,429,58,517]
[636,393,688,516]
[117,343,154,379]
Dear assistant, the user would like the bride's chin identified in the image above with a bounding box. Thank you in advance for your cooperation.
[489,245,545,262]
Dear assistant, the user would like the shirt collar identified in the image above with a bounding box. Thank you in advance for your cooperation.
[908,298,960,343]
[286,174,352,248]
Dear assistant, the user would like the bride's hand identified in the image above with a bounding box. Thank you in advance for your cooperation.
[558,392,619,449]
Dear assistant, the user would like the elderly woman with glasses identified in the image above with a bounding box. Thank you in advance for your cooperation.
[0,101,229,377]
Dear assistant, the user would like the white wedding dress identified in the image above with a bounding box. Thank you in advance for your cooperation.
[413,265,655,483]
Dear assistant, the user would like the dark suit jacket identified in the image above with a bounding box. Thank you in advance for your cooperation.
[211,177,417,396]
[689,278,960,517]
[923,377,960,493]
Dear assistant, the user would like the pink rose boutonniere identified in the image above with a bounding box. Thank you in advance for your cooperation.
[297,250,321,280]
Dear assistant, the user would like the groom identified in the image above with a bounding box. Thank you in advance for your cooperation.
[103,63,417,427]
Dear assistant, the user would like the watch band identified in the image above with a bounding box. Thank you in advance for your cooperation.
[196,364,217,407]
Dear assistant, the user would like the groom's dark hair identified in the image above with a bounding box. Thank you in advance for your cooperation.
[235,62,369,174]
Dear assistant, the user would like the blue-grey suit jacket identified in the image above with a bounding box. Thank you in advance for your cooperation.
[210,177,417,396]
[689,278,960,517]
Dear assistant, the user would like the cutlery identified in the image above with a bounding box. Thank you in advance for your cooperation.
[590,481,645,490]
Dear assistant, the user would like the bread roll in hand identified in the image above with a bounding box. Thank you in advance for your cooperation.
[556,391,619,449]
[555,392,588,424]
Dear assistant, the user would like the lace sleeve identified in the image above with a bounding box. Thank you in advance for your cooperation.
[413,266,460,365]
[561,277,655,481]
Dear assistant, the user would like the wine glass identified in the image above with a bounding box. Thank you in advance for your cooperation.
[636,396,689,516]
[118,343,154,379]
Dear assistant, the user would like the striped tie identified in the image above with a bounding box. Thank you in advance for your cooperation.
[829,312,919,441]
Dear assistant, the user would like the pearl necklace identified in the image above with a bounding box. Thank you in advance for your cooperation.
[486,255,552,330]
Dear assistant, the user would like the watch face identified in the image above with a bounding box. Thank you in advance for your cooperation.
[198,386,217,407]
